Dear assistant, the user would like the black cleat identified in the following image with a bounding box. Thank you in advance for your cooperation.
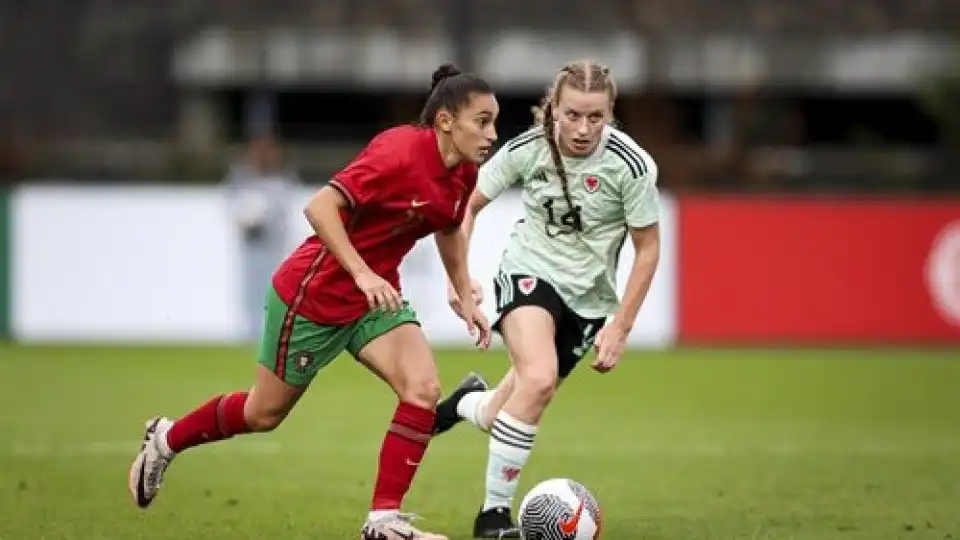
[433,372,488,436]
[473,506,521,539]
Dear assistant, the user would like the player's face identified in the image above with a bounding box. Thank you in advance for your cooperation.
[555,87,611,157]
[450,92,499,164]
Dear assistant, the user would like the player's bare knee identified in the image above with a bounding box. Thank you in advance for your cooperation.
[398,374,442,409]
[244,409,285,432]
[243,397,290,432]
[518,370,557,405]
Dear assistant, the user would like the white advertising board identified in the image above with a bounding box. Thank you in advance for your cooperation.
[12,186,243,342]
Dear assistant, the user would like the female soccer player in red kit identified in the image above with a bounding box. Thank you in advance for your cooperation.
[128,64,497,540]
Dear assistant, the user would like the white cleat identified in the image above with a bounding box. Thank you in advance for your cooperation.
[359,512,448,540]
[128,416,175,509]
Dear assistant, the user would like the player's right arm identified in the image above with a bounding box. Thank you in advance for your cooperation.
[461,139,524,241]
[305,188,369,276]
[304,134,404,312]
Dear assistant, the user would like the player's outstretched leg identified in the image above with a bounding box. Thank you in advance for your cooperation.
[354,321,450,540]
[128,366,304,509]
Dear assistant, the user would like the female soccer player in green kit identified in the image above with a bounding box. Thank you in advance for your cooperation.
[128,64,498,540]
[435,60,662,538]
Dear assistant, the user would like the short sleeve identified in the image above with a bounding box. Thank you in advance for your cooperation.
[622,159,661,229]
[477,144,521,201]
[329,133,403,207]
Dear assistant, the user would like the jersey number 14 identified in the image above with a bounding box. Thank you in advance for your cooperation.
[543,198,583,237]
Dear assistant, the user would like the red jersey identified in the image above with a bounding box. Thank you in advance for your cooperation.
[272,125,477,325]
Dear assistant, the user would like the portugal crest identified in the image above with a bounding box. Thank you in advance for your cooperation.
[583,175,600,193]
[518,277,538,295]
[293,351,315,373]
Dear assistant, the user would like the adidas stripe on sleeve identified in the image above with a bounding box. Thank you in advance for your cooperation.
[607,131,660,228]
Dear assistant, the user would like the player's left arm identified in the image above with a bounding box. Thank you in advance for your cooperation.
[615,223,661,328]
[613,159,662,330]
[434,226,473,310]
[594,158,661,371]
[439,141,522,308]
[439,143,522,295]
[435,208,491,346]
[436,166,482,312]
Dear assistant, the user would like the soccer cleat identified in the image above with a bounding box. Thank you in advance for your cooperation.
[433,372,488,436]
[473,506,521,539]
[128,416,175,509]
[360,512,448,540]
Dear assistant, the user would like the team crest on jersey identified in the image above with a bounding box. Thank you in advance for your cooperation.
[517,277,538,295]
[293,351,314,373]
[584,175,601,193]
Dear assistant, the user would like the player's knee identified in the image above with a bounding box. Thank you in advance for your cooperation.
[398,374,442,409]
[244,408,286,432]
[518,370,557,405]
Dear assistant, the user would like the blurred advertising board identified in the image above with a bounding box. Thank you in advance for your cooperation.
[678,197,960,345]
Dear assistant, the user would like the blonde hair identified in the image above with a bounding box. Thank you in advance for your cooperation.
[532,60,618,212]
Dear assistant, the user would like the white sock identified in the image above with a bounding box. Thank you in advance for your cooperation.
[457,390,495,432]
[366,509,398,522]
[483,411,537,511]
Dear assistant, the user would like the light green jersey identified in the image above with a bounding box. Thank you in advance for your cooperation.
[477,124,660,319]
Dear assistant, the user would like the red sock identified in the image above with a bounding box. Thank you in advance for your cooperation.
[165,392,252,453]
[370,401,436,511]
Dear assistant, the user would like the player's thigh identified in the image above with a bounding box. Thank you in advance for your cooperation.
[494,272,564,388]
[554,313,606,381]
[349,303,440,407]
[254,286,352,411]
[500,306,561,390]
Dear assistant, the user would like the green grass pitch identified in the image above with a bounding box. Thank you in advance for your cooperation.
[1,344,959,539]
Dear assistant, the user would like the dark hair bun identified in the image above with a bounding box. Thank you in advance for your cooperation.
[431,63,462,90]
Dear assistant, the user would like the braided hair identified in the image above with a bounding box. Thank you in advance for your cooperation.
[531,60,617,230]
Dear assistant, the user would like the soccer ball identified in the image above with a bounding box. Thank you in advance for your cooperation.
[518,478,602,540]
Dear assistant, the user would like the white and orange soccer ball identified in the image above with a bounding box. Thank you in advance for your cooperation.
[518,478,602,540]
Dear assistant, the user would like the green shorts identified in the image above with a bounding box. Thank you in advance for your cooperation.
[258,286,419,386]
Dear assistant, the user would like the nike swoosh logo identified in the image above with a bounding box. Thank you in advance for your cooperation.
[411,200,429,208]
[559,501,584,536]
[136,455,149,505]
[405,459,421,467]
